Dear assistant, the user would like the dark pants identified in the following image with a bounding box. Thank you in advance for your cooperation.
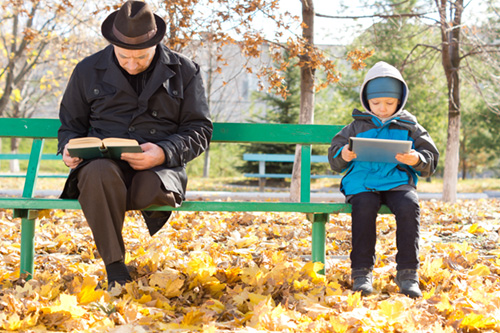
[77,159,176,265]
[349,190,420,271]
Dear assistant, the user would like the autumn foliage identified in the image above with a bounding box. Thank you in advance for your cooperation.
[0,199,500,332]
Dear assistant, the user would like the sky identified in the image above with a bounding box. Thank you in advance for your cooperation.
[277,0,490,45]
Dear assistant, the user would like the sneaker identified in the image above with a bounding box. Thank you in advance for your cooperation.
[351,268,373,296]
[395,269,422,298]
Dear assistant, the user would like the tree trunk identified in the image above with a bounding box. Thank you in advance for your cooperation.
[10,137,20,173]
[443,113,460,201]
[290,0,315,202]
[437,0,463,202]
[203,147,210,178]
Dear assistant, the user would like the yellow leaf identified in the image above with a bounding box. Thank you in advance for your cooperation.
[460,313,497,329]
[347,291,362,308]
[136,294,153,304]
[468,264,490,276]
[435,294,454,314]
[47,294,86,318]
[468,223,485,234]
[149,269,185,298]
[2,313,22,330]
[248,293,271,307]
[204,299,225,314]
[378,299,405,322]
[10,89,21,103]
[77,284,104,305]
[181,310,205,327]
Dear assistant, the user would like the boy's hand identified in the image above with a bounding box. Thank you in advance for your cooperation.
[395,149,420,166]
[341,144,357,162]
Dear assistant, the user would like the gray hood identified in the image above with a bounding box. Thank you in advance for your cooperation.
[360,61,409,115]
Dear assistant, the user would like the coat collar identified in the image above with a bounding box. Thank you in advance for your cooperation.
[94,44,179,98]
[94,44,181,69]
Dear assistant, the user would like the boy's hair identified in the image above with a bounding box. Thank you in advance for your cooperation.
[365,77,403,100]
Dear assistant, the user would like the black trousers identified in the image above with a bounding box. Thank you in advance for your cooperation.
[348,190,420,271]
[76,159,177,265]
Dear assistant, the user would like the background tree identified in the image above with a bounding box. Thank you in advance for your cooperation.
[0,0,103,171]
[239,53,301,177]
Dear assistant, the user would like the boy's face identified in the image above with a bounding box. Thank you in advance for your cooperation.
[368,97,399,118]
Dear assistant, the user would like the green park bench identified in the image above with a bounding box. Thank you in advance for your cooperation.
[0,153,67,178]
[0,117,390,279]
[243,153,342,191]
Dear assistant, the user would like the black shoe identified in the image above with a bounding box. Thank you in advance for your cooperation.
[107,279,129,292]
[105,261,132,291]
[351,268,373,296]
[395,269,422,298]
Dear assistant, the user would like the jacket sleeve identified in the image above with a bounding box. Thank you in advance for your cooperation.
[328,124,355,173]
[57,63,92,154]
[410,124,439,178]
[156,61,213,168]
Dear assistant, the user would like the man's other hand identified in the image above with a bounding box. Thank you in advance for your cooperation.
[62,145,83,169]
[121,142,166,170]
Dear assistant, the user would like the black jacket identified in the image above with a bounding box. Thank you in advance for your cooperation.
[58,44,212,233]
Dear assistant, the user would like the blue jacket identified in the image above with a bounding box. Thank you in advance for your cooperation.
[328,62,439,197]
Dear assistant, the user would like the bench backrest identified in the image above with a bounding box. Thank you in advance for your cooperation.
[0,118,342,201]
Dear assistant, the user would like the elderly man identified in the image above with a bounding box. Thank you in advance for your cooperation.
[58,1,212,289]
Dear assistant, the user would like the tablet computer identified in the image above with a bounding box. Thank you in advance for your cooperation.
[348,137,412,164]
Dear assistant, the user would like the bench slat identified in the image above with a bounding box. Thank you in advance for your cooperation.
[1,198,392,214]
[244,153,329,163]
[0,118,344,144]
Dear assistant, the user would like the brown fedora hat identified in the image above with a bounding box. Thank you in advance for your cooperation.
[101,1,166,49]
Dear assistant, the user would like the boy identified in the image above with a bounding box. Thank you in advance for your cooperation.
[328,61,439,298]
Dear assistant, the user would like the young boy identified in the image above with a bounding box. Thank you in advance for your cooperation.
[328,61,439,298]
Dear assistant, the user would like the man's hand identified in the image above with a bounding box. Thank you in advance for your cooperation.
[395,149,420,166]
[121,142,166,170]
[62,145,83,169]
[341,144,357,162]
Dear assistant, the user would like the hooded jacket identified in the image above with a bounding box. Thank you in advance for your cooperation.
[328,61,439,197]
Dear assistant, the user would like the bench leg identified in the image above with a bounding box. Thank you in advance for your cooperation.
[258,178,265,192]
[311,213,328,275]
[20,217,36,279]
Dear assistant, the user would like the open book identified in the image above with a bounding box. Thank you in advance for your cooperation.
[349,137,411,164]
[67,137,142,160]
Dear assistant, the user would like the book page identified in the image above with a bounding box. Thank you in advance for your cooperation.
[67,137,103,148]
[102,138,140,147]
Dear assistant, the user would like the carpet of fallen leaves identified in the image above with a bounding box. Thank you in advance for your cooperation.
[0,199,500,332]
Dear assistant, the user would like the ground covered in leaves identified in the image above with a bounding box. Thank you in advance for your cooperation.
[0,199,500,332]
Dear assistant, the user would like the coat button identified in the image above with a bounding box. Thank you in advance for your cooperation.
[128,126,135,132]
[152,110,158,117]
[172,90,178,96]
[93,88,100,95]
[150,129,157,135]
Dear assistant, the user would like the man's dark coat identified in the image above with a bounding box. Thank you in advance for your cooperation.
[58,44,212,235]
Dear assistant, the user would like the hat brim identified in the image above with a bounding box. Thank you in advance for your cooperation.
[101,11,166,50]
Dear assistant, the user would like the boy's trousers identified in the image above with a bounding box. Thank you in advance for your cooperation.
[348,190,420,271]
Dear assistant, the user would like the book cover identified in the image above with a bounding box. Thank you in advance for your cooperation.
[349,137,411,164]
[67,137,142,160]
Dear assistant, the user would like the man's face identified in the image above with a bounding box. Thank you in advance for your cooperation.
[368,97,400,118]
[113,45,156,75]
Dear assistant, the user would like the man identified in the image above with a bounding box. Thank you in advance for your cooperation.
[58,1,212,289]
